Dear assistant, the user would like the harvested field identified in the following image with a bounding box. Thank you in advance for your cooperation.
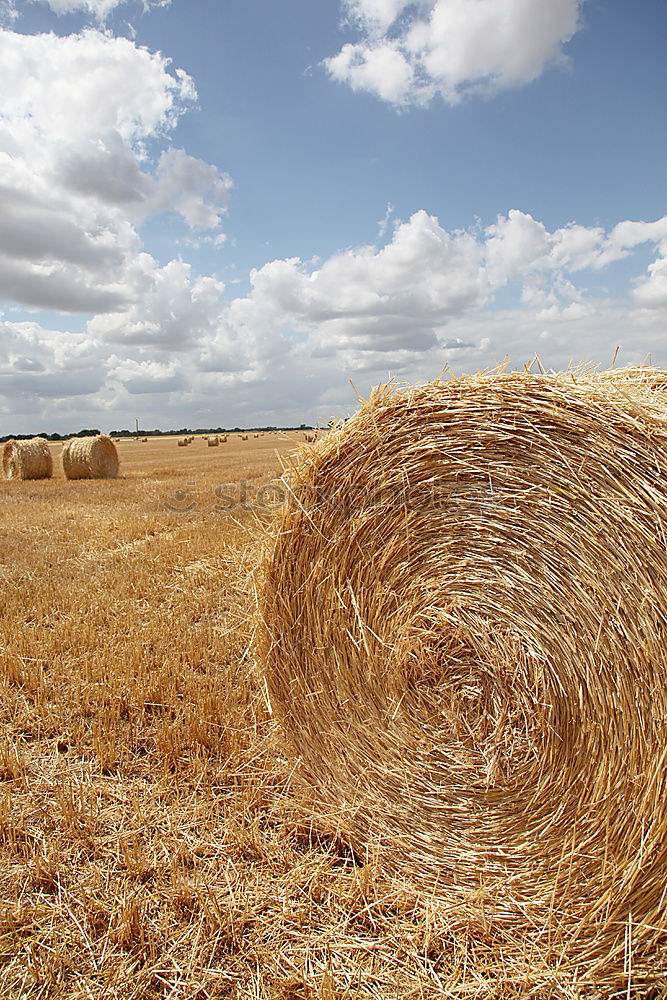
[1,416,665,998]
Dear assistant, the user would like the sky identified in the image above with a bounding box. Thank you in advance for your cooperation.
[0,0,666,433]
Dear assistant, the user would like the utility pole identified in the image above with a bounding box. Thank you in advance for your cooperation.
[135,417,139,437]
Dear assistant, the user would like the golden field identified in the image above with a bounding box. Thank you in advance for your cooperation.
[0,433,463,1000]
[0,432,645,998]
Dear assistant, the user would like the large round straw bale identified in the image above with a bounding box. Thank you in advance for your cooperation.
[62,434,119,480]
[257,371,667,986]
[589,363,667,391]
[2,437,53,480]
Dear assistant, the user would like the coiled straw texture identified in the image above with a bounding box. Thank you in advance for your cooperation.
[62,434,119,479]
[2,437,53,480]
[258,370,667,989]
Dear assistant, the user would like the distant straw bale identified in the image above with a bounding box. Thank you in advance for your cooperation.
[62,434,119,480]
[241,434,248,441]
[208,436,219,447]
[3,437,53,480]
[257,370,667,988]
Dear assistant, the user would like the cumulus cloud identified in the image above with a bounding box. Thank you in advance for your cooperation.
[0,27,230,315]
[235,209,667,361]
[2,200,667,430]
[0,320,107,405]
[635,255,667,310]
[326,0,583,106]
[87,257,236,352]
[151,148,233,229]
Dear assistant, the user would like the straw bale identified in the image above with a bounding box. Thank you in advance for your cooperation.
[593,363,667,392]
[208,436,219,447]
[257,370,667,987]
[62,434,119,479]
[2,437,53,480]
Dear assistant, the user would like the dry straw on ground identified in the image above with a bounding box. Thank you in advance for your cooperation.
[257,368,667,991]
[2,436,53,480]
[62,434,119,480]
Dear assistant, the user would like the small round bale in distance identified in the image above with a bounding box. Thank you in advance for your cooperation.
[257,369,667,987]
[2,437,53,480]
[62,434,119,480]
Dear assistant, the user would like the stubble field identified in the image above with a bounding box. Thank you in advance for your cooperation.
[0,433,621,998]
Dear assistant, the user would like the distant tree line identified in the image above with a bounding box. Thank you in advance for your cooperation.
[1,424,315,442]
[0,428,101,443]
[108,425,312,435]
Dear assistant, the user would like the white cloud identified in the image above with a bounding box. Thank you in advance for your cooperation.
[326,0,583,106]
[0,27,230,316]
[57,129,152,204]
[0,320,107,403]
[25,0,170,23]
[327,41,417,104]
[634,255,667,310]
[0,28,194,144]
[4,204,667,425]
[87,256,235,351]
[151,148,233,229]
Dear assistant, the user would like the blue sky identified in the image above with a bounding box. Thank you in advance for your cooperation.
[0,0,665,432]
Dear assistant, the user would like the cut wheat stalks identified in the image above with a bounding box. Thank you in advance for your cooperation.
[2,437,53,480]
[62,434,119,480]
[257,369,667,990]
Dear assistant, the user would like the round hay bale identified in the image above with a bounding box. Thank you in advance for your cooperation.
[594,364,667,394]
[257,371,667,985]
[2,437,53,480]
[62,434,119,480]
